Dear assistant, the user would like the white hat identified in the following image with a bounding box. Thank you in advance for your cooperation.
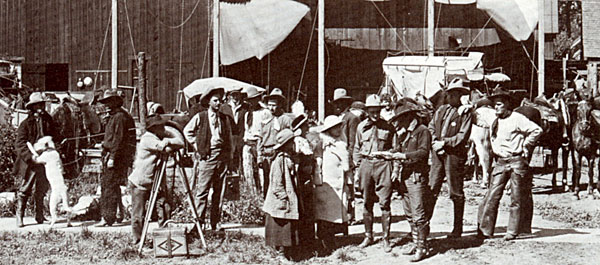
[446,78,470,94]
[25,92,49,109]
[319,115,343,133]
[365,94,382,108]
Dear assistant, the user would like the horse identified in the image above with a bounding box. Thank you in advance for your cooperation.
[571,98,600,199]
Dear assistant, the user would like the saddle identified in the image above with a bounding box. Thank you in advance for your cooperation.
[521,98,561,124]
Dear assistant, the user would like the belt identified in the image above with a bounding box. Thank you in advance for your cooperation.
[496,155,524,163]
[244,140,258,145]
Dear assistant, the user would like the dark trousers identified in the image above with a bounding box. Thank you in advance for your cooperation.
[429,152,466,208]
[398,171,431,237]
[520,172,534,234]
[195,153,227,228]
[100,162,128,225]
[259,152,275,198]
[130,182,171,243]
[17,164,48,220]
[359,159,393,213]
[478,156,528,236]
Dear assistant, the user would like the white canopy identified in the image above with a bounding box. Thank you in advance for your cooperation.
[182,77,266,103]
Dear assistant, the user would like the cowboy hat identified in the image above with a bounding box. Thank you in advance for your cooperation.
[145,115,167,130]
[350,101,366,110]
[25,92,49,109]
[291,114,308,132]
[446,78,470,94]
[98,89,123,105]
[330,88,353,104]
[391,102,420,121]
[365,94,382,108]
[273,129,295,150]
[244,86,264,99]
[488,87,512,103]
[319,115,343,133]
[200,87,225,105]
[263,88,286,103]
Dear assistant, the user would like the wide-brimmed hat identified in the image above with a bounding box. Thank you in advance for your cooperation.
[391,102,420,121]
[445,78,470,94]
[319,115,343,133]
[331,88,353,104]
[273,129,295,150]
[365,94,382,108]
[264,88,286,103]
[200,87,225,105]
[488,87,512,103]
[292,114,308,132]
[98,89,123,105]
[226,87,243,95]
[145,115,167,130]
[350,101,365,110]
[245,87,264,99]
[25,92,49,109]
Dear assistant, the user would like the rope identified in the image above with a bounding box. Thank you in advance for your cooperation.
[369,1,413,54]
[145,0,201,29]
[521,42,539,73]
[297,8,318,101]
[123,0,138,67]
[93,10,112,90]
[178,0,185,92]
[460,16,492,56]
[200,9,212,79]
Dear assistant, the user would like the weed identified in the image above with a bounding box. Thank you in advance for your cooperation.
[334,247,357,262]
[79,226,93,239]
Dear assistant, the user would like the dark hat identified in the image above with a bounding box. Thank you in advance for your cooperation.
[200,87,225,105]
[145,115,167,130]
[98,89,123,105]
[488,87,512,103]
[391,102,419,121]
[264,88,286,103]
[273,129,295,150]
[291,114,308,132]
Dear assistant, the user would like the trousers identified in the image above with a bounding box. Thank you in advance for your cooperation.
[130,181,171,243]
[478,156,528,236]
[101,161,128,225]
[359,159,393,213]
[398,170,431,237]
[195,152,227,228]
[429,152,466,206]
[242,142,261,195]
[17,164,48,220]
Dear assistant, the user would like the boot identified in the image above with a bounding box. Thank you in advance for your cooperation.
[402,224,418,255]
[411,248,427,262]
[381,211,392,253]
[16,195,26,228]
[358,213,374,248]
[447,200,464,238]
[411,231,428,262]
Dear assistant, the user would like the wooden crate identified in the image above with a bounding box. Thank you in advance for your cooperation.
[152,226,188,258]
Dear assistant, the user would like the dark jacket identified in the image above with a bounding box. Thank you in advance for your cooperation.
[102,108,136,165]
[220,102,248,136]
[340,110,361,165]
[194,110,234,160]
[395,124,431,177]
[428,104,472,156]
[13,111,61,178]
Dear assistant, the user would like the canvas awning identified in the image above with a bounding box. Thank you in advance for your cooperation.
[182,77,266,103]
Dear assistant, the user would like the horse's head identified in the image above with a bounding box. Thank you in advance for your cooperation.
[577,99,594,132]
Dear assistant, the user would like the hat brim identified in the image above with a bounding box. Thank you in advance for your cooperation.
[273,135,295,150]
[446,87,470,94]
[488,94,512,102]
[391,109,419,122]
[146,119,168,130]
[292,116,308,132]
[201,88,225,105]
[246,91,264,99]
[319,120,343,133]
[331,96,353,104]
[365,104,382,108]
[263,94,286,103]
[98,95,123,104]
[25,100,48,109]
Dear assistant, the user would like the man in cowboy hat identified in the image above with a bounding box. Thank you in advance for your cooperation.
[242,86,267,195]
[477,88,541,241]
[258,88,293,197]
[331,88,361,223]
[427,78,473,238]
[183,86,234,230]
[13,92,61,227]
[129,115,184,244]
[221,87,248,174]
[97,89,136,227]
[354,94,397,252]
[386,102,432,261]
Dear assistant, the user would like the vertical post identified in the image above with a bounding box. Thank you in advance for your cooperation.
[111,0,118,89]
[138,52,148,132]
[562,56,567,89]
[427,0,434,57]
[537,0,545,97]
[588,62,598,97]
[212,0,220,77]
[318,0,325,122]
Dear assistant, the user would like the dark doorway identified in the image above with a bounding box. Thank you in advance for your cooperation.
[45,64,69,91]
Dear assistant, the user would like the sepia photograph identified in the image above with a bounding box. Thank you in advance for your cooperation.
[0,0,598,264]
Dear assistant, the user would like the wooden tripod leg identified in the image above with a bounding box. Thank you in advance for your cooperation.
[175,154,207,249]
[137,157,168,253]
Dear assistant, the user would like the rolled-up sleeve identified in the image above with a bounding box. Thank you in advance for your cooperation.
[519,116,543,150]
[183,114,199,151]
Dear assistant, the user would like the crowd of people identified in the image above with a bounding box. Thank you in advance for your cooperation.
[11,78,543,262]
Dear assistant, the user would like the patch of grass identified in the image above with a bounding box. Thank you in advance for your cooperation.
[535,201,600,228]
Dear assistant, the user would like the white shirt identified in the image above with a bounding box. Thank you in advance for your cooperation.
[244,108,270,141]
[490,111,543,158]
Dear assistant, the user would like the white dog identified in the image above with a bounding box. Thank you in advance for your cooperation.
[29,136,72,227]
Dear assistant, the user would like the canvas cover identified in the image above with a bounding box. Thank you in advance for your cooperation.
[182,77,266,103]
[477,0,538,41]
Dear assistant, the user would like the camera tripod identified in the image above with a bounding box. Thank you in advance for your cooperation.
[138,150,207,253]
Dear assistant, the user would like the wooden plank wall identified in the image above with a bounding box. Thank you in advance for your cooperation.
[0,0,210,111]
[582,0,600,59]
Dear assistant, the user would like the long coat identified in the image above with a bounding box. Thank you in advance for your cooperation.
[262,152,300,220]
[313,134,350,224]
[13,111,60,179]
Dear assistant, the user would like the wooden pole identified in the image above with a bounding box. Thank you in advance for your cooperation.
[318,0,325,122]
[137,52,148,131]
[562,56,568,89]
[212,0,219,77]
[588,62,598,97]
[427,0,434,57]
[111,0,118,89]
[537,0,545,97]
